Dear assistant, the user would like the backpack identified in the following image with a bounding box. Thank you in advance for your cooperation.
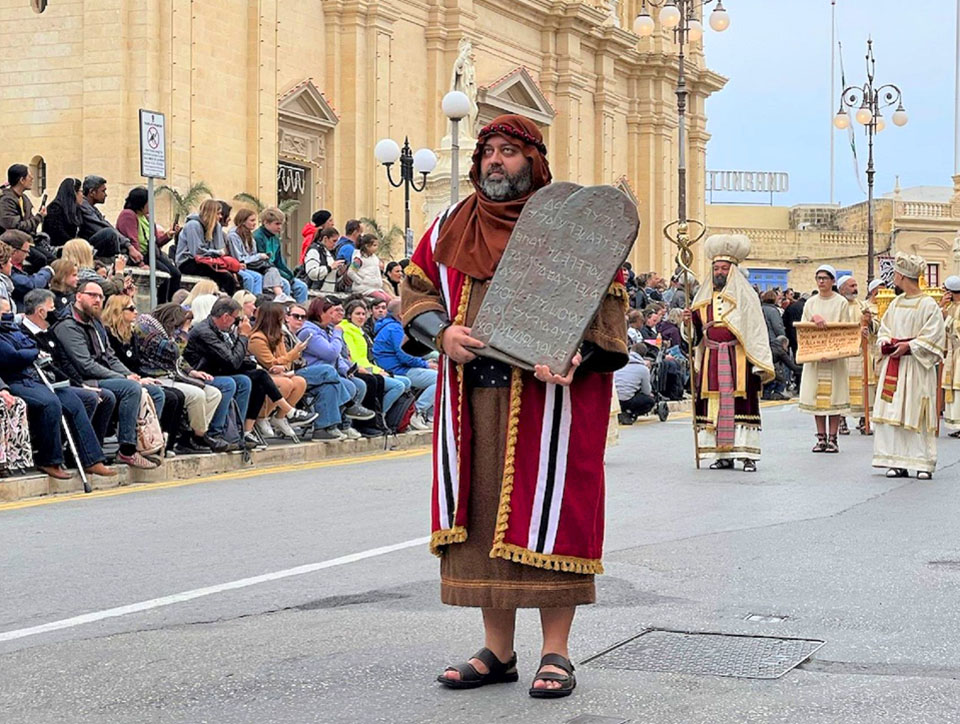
[384,389,417,433]
[136,389,165,455]
[221,398,251,463]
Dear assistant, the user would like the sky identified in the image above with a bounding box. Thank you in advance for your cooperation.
[704,0,954,207]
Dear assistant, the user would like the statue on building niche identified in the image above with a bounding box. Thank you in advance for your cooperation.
[449,38,479,136]
[952,233,960,276]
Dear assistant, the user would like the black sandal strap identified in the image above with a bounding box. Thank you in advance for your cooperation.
[538,653,574,674]
[472,647,516,674]
[444,661,483,682]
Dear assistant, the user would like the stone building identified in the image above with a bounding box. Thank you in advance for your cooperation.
[0,0,725,267]
[705,178,960,291]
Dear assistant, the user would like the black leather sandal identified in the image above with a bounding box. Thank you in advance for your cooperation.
[741,459,757,473]
[812,433,828,453]
[529,653,576,699]
[437,648,518,690]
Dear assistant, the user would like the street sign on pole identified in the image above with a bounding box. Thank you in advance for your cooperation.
[139,110,166,309]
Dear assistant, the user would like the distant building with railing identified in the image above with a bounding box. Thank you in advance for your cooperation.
[704,180,960,291]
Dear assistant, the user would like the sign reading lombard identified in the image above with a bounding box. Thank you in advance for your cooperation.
[707,170,789,193]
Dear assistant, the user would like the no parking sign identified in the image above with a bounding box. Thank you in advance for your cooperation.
[139,110,166,179]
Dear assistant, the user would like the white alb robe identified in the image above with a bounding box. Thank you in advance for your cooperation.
[872,294,946,473]
[798,293,853,416]
[943,302,960,430]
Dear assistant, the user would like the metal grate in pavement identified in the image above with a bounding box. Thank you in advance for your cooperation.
[566,717,630,724]
[584,628,824,679]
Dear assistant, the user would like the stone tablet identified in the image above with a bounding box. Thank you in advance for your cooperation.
[471,183,639,374]
[795,322,862,364]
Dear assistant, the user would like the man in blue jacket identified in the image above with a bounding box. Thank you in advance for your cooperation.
[1,230,52,309]
[373,299,437,426]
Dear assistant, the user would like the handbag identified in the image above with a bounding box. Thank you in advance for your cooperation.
[196,254,242,274]
[136,388,165,455]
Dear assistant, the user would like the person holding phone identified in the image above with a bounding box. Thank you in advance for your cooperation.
[116,187,181,303]
[0,164,56,268]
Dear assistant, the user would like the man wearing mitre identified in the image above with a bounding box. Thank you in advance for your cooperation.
[872,252,945,479]
[683,234,774,472]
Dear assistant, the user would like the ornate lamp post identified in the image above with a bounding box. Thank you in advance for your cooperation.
[634,0,730,468]
[374,137,438,258]
[834,39,908,281]
[633,0,730,273]
[442,90,472,206]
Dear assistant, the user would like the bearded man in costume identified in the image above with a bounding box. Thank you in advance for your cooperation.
[940,275,960,437]
[401,115,628,699]
[872,253,945,479]
[837,275,878,435]
[682,235,773,472]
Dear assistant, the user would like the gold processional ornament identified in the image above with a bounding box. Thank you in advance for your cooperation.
[874,276,942,320]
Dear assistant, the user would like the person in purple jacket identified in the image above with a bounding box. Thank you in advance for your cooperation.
[372,299,436,426]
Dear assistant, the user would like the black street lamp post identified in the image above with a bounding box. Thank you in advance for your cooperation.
[374,137,437,258]
[834,39,908,282]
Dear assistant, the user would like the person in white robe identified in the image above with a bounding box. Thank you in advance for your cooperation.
[941,275,960,437]
[682,235,774,472]
[836,275,879,435]
[872,253,946,479]
[798,264,854,453]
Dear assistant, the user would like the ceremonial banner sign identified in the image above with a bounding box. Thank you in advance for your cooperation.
[470,183,639,374]
[795,322,862,363]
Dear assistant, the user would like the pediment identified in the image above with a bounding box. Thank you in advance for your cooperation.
[279,79,339,132]
[477,67,555,127]
[615,175,640,210]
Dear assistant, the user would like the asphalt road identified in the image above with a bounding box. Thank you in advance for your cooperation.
[2,404,960,724]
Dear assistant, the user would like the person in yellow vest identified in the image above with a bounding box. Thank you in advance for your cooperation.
[941,275,960,437]
[837,275,879,436]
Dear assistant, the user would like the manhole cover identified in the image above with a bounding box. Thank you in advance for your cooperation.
[585,629,824,679]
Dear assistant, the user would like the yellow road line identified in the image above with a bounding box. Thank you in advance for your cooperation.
[0,448,429,513]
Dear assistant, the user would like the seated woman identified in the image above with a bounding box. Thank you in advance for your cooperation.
[0,381,31,477]
[135,303,228,454]
[338,298,410,419]
[226,208,287,297]
[183,279,219,308]
[116,187,181,303]
[101,294,184,457]
[0,301,115,479]
[48,259,78,318]
[175,199,238,294]
[232,290,258,330]
[299,296,379,439]
[60,238,133,300]
[347,234,385,296]
[246,301,313,441]
[43,178,85,249]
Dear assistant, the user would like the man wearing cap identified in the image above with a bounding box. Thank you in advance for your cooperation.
[940,275,960,437]
[799,264,854,452]
[837,275,878,435]
[872,253,945,479]
[682,235,774,472]
[401,114,628,698]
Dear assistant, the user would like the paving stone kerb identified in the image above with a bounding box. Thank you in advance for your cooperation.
[0,431,433,505]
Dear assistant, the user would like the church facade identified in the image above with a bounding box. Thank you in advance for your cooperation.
[1,0,725,268]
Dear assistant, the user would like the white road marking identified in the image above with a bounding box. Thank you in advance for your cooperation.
[0,536,430,643]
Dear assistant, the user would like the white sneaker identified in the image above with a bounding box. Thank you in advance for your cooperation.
[272,415,300,441]
[255,418,276,439]
[407,412,431,431]
[341,426,362,440]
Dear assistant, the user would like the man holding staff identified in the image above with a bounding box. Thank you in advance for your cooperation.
[798,265,854,453]
[939,275,960,437]
[837,275,878,435]
[682,234,773,472]
[872,253,945,479]
[401,114,628,698]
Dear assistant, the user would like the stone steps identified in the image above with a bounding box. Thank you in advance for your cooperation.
[0,430,432,504]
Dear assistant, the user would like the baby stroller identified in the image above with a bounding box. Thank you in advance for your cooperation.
[647,338,671,422]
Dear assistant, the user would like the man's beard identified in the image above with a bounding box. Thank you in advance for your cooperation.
[713,274,727,290]
[79,302,100,320]
[894,285,903,295]
[480,162,533,201]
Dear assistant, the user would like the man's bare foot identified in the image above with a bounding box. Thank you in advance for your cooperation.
[441,648,511,681]
[531,664,568,690]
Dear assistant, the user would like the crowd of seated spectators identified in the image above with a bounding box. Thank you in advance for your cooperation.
[0,162,435,481]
